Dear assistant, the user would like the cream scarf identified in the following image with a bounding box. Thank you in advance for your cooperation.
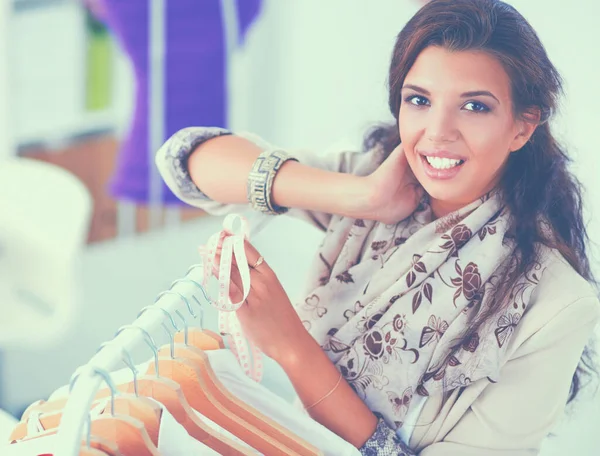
[294,191,545,429]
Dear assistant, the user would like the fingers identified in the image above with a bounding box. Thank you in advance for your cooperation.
[242,240,261,268]
[212,245,244,303]
[389,143,406,159]
[243,240,270,275]
[207,239,270,303]
[228,254,246,303]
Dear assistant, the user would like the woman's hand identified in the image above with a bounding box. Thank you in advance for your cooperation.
[213,240,318,366]
[213,239,378,447]
[361,144,424,225]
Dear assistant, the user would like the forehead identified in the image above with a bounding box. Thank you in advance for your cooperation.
[406,46,512,99]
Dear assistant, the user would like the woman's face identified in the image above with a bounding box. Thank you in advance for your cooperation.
[399,46,536,217]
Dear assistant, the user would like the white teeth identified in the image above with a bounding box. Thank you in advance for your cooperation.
[425,156,462,169]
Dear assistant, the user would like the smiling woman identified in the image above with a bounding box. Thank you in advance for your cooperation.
[397,46,538,215]
[156,0,599,454]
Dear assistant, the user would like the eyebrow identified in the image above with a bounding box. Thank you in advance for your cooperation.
[402,84,500,103]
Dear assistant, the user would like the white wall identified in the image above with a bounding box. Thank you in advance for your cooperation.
[1,0,599,453]
[9,1,134,146]
[0,0,13,159]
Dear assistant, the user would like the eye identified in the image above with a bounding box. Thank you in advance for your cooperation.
[463,101,490,113]
[404,95,430,107]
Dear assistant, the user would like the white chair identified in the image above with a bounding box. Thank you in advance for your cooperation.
[0,157,91,349]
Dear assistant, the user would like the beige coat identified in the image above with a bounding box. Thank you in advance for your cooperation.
[156,132,600,455]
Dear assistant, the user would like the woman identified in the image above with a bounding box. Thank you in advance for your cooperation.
[156,0,599,454]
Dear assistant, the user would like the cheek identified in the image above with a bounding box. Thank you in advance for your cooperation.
[398,112,421,162]
[462,121,513,165]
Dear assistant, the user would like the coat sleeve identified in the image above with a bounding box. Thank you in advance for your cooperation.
[155,127,383,232]
[359,419,418,455]
[419,296,600,455]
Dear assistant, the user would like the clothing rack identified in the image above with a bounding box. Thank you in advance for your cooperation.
[54,264,211,455]
[53,213,271,456]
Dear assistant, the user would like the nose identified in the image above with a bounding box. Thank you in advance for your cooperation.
[425,107,459,143]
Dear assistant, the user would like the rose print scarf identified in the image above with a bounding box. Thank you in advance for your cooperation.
[294,191,545,429]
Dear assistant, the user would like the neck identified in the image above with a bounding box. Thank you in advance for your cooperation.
[430,185,501,219]
[429,198,464,220]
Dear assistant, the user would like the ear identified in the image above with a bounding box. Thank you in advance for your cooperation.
[509,107,541,152]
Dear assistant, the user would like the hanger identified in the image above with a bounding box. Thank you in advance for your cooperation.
[111,321,254,456]
[79,413,119,456]
[164,322,322,455]
[79,417,113,455]
[8,410,118,455]
[80,448,110,455]
[12,366,160,456]
[157,274,319,455]
[10,368,158,456]
[11,395,159,449]
[160,279,320,455]
[15,325,249,456]
[11,353,161,447]
[166,278,225,349]
[138,307,295,456]
[12,432,119,456]
[168,343,321,456]
[78,414,114,455]
[76,367,161,456]
[82,436,122,456]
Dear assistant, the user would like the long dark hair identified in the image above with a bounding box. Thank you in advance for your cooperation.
[365,0,597,403]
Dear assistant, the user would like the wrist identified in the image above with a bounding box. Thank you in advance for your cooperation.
[272,162,373,220]
[276,332,323,374]
[344,175,377,220]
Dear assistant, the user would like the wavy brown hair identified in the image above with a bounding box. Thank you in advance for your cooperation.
[365,0,597,403]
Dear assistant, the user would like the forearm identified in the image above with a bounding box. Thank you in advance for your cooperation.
[279,337,378,448]
[188,135,261,204]
[188,135,370,218]
[272,160,369,219]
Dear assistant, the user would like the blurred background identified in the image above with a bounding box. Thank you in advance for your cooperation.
[0,0,598,453]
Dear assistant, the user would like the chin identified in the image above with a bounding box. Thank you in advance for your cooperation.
[420,183,471,211]
[419,180,457,200]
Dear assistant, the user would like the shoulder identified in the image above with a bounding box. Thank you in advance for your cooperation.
[506,246,599,356]
[532,247,598,316]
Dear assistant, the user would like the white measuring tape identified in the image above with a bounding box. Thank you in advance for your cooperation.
[198,214,263,382]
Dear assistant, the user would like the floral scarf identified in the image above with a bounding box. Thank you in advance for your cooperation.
[294,191,544,430]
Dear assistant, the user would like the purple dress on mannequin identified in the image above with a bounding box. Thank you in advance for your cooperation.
[101,0,262,204]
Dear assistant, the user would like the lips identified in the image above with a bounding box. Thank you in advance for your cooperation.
[418,151,466,180]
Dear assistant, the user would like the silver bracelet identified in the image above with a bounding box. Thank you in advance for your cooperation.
[246,149,298,215]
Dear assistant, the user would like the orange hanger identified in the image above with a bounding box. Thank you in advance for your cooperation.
[12,367,160,456]
[173,326,223,350]
[138,306,295,455]
[80,447,110,455]
[79,414,159,456]
[10,404,120,456]
[12,348,161,446]
[158,281,225,349]
[164,305,321,455]
[162,343,322,456]
[13,390,162,444]
[9,427,119,455]
[112,323,254,456]
[74,367,161,456]
[19,327,249,456]
[80,424,113,456]
[12,402,160,456]
[174,326,224,349]
[148,355,296,455]
[81,435,122,456]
